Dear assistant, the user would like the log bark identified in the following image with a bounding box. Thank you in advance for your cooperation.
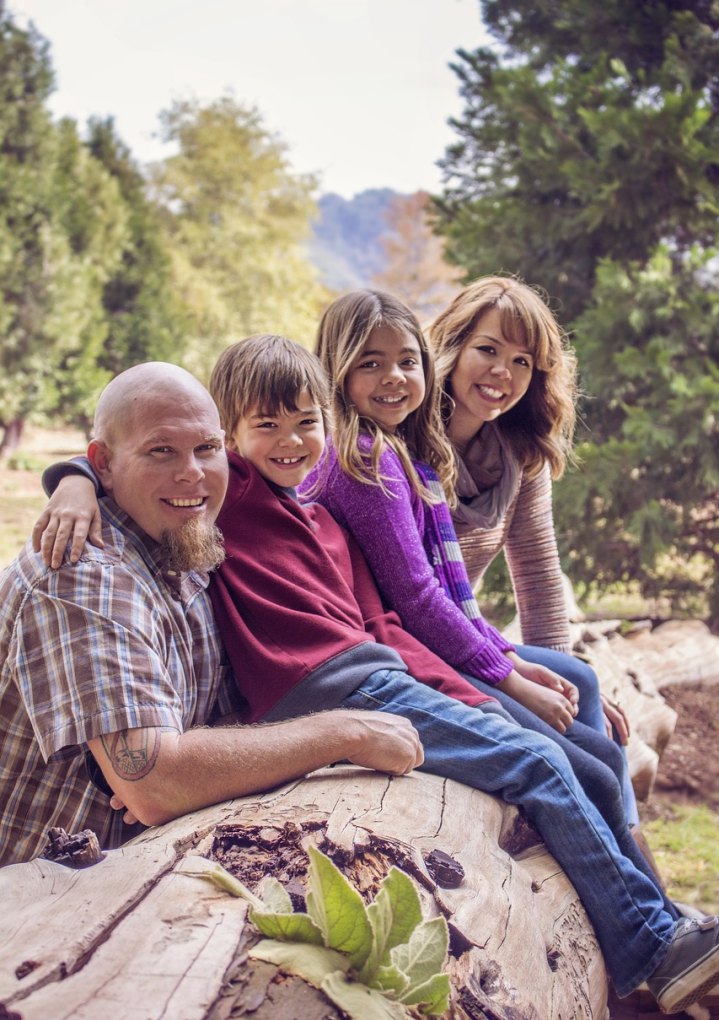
[3,619,718,1019]
[0,768,610,1020]
[572,619,719,801]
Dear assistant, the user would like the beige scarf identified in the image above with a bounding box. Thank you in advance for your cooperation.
[451,422,521,534]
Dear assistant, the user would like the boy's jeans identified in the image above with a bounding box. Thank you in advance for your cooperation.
[341,668,675,996]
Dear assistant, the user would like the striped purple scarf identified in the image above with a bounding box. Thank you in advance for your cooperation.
[413,459,484,624]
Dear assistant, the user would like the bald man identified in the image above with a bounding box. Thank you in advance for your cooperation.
[0,363,422,866]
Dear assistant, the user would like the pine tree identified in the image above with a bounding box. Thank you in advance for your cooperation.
[437,0,719,621]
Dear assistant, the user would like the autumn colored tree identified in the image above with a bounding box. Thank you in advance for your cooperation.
[372,192,461,323]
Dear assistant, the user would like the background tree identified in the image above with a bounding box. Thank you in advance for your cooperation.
[372,191,462,323]
[0,6,129,450]
[0,2,57,457]
[86,117,185,378]
[39,117,128,437]
[437,0,719,320]
[436,0,719,623]
[556,246,719,623]
[150,95,329,376]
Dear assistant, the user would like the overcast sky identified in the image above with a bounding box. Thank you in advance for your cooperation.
[9,0,488,198]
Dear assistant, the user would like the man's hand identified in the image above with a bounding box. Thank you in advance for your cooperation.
[90,710,424,830]
[110,794,140,826]
[338,710,424,775]
[32,474,103,569]
[106,712,423,825]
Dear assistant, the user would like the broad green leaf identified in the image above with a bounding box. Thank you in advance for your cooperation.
[369,963,409,997]
[258,875,293,914]
[361,867,422,981]
[399,972,450,1014]
[321,971,408,1020]
[305,844,373,969]
[250,908,324,944]
[249,939,349,987]
[390,917,448,990]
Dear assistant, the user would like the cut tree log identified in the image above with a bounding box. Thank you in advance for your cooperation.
[3,619,718,1020]
[0,767,610,1020]
[503,613,719,802]
[572,619,719,801]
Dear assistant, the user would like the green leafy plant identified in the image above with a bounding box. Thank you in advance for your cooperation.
[183,844,450,1019]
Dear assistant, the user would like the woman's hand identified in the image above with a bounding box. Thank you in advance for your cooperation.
[31,475,103,568]
[601,694,630,745]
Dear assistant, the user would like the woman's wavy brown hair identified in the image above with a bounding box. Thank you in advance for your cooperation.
[429,276,577,480]
[315,289,457,504]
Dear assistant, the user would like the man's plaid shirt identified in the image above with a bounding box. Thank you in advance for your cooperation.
[0,500,231,866]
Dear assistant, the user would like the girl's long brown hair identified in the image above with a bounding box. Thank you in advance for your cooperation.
[315,289,457,504]
[430,276,577,480]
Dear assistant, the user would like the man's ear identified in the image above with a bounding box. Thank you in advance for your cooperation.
[88,440,113,492]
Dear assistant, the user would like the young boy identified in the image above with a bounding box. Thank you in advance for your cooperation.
[206,333,495,722]
[37,335,719,1014]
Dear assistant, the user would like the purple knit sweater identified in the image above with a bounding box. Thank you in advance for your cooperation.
[302,440,515,684]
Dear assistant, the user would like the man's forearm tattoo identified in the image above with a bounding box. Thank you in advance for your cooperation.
[101,729,165,781]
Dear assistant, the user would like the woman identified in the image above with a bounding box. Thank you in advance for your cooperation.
[429,275,639,819]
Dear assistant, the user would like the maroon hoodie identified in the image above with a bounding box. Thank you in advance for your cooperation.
[211,452,493,722]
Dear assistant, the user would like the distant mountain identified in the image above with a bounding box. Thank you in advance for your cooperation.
[309,188,406,292]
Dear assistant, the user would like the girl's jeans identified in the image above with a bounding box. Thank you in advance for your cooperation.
[470,643,640,826]
[342,668,676,996]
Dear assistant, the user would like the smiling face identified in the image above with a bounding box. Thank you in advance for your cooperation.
[228,390,326,489]
[345,325,426,433]
[447,307,534,444]
[90,386,228,543]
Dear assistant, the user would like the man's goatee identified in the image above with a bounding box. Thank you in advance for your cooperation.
[159,517,225,573]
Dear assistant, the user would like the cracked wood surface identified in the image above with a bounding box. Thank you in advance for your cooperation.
[0,766,609,1019]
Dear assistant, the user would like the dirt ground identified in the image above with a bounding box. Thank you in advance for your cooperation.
[609,682,719,1020]
[642,682,719,818]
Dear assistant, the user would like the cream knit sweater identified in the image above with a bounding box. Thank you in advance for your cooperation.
[455,463,572,653]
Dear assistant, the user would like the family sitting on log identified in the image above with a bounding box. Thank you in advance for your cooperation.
[1,277,718,1015]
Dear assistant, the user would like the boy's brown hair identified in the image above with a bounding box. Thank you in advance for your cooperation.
[209,334,331,440]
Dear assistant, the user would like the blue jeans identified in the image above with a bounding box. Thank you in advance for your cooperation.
[342,669,676,996]
[472,644,640,826]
